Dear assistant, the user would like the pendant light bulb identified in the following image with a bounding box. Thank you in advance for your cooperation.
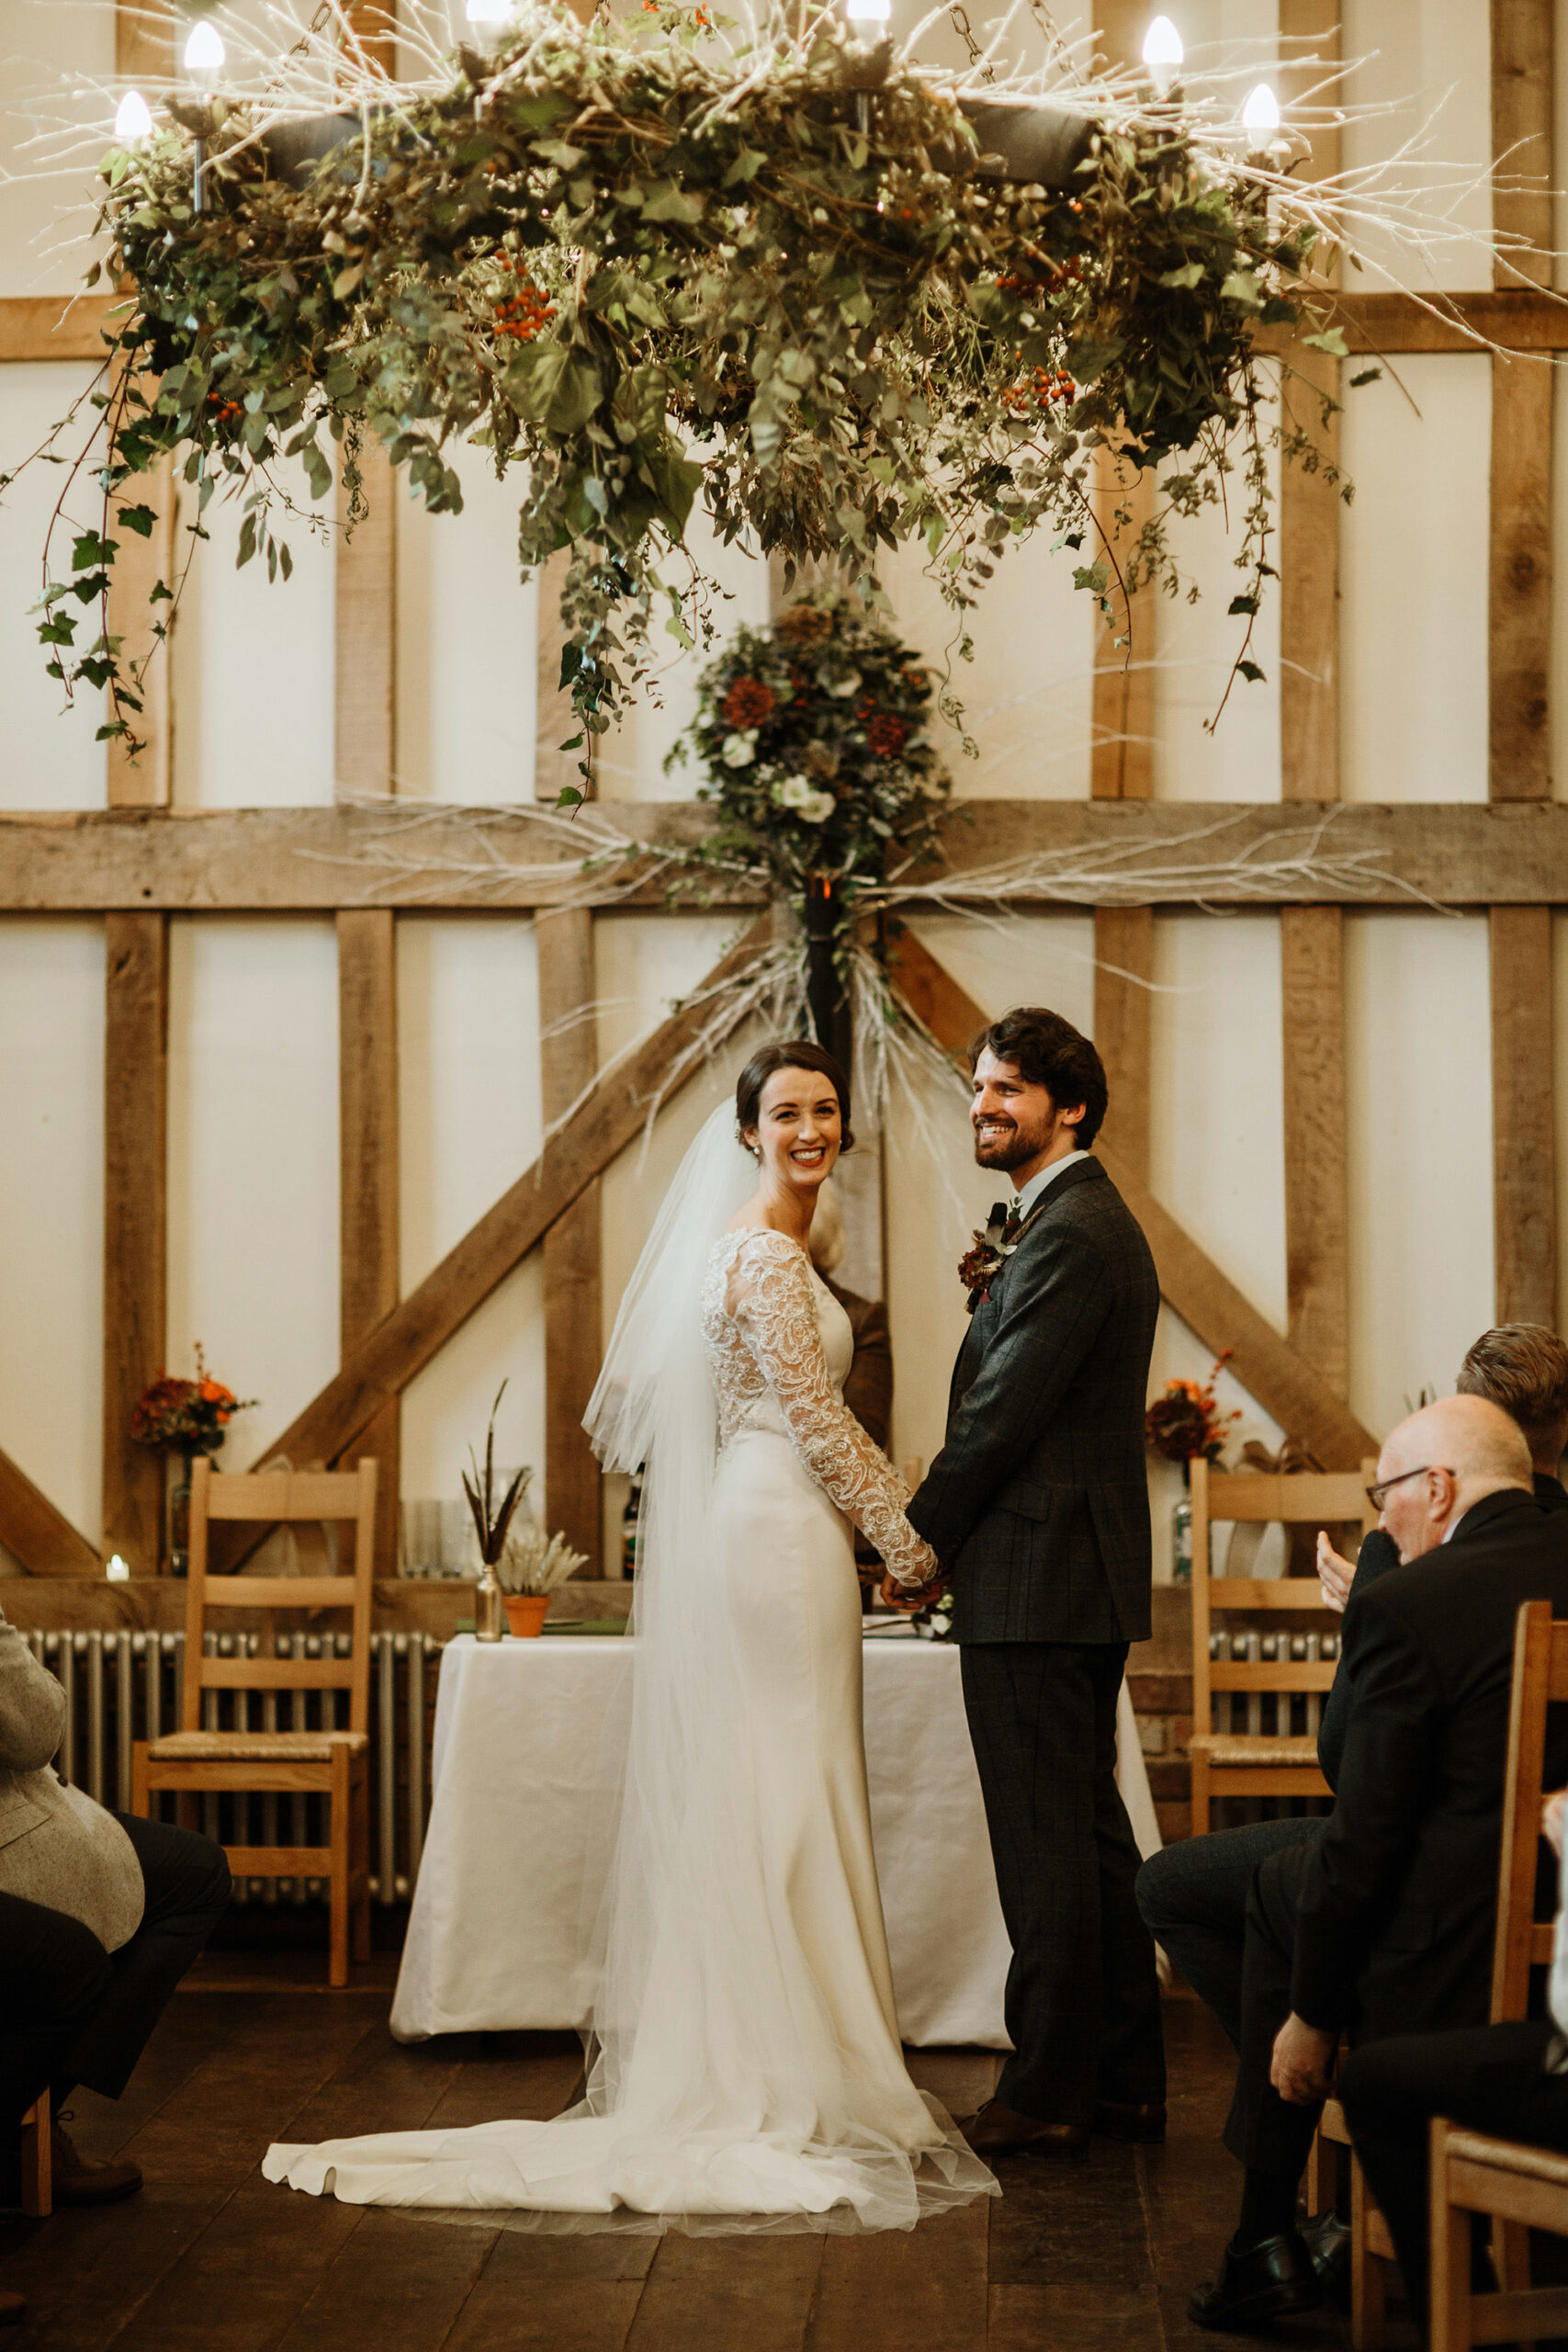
[114,88,153,142]
[846,0,892,25]
[1240,81,1280,141]
[466,0,513,27]
[1141,16,1182,97]
[183,17,226,85]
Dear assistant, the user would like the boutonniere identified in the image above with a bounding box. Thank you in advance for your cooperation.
[957,1208,1019,1306]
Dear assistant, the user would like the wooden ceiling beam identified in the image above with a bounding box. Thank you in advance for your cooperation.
[0,1447,100,1578]
[10,799,1568,910]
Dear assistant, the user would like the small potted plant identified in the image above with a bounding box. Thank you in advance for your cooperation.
[496,1526,590,1636]
[462,1385,532,1643]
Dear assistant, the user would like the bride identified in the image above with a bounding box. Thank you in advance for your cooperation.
[265,1039,998,2232]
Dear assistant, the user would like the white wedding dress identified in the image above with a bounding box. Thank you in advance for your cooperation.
[265,1114,997,2233]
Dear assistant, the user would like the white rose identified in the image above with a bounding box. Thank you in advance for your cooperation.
[720,731,757,768]
[778,773,816,809]
[820,669,862,699]
[797,787,837,824]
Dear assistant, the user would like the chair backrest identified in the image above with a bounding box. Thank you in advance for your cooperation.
[1491,1600,1568,2022]
[182,1458,379,1735]
[1190,1457,1380,1740]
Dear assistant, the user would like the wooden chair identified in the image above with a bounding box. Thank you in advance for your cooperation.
[1425,1600,1568,2351]
[18,2091,51,2219]
[1187,1456,1378,1834]
[131,1458,378,1988]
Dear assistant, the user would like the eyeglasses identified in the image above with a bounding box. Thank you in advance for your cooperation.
[1365,1464,1455,1511]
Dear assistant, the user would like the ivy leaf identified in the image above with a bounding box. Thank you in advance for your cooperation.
[555,784,584,808]
[1073,560,1111,596]
[1236,659,1267,684]
[1349,365,1382,388]
[117,503,158,538]
[1301,327,1350,358]
[1157,262,1205,289]
[558,732,585,751]
[641,181,705,224]
[1219,270,1264,309]
[1227,594,1259,616]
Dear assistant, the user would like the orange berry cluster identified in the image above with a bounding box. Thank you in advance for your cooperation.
[493,275,555,343]
[206,390,243,427]
[1001,367,1075,415]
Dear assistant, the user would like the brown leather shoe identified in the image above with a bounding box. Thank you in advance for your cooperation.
[1094,2098,1167,2143]
[961,2101,1089,2159]
[51,2121,142,2206]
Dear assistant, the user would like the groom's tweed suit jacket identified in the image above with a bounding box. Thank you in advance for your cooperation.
[907,1156,1158,1645]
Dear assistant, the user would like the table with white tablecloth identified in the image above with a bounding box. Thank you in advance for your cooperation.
[390,1632,1159,2049]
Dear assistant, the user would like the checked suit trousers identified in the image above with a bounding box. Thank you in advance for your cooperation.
[961,1640,1165,2125]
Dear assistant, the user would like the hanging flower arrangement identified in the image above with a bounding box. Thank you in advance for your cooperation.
[667,593,951,905]
[16,0,1336,773]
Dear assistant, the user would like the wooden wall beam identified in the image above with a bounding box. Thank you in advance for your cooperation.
[338,911,400,1574]
[1280,907,1349,1395]
[886,929,1378,1465]
[17,798,1568,910]
[1487,0,1557,1328]
[1093,905,1152,1186]
[0,1451,100,1579]
[208,919,773,1566]
[537,907,603,1574]
[1491,905,1558,1324]
[101,912,169,1573]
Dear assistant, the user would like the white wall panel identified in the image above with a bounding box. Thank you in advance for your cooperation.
[172,477,336,807]
[601,514,772,804]
[397,915,546,1508]
[396,447,538,801]
[0,365,109,808]
[0,919,103,1550]
[1150,912,1287,1331]
[1341,0,1493,293]
[1345,911,1493,1439]
[0,0,111,299]
[1341,356,1491,802]
[165,918,339,1473]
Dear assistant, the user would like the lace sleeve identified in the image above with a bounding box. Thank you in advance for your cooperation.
[728,1232,940,1589]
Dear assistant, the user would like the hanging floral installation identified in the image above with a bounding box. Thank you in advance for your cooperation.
[8,0,1450,771]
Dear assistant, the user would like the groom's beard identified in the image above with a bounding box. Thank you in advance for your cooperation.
[972,1110,1060,1170]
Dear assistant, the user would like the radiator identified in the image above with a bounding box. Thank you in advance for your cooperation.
[30,1628,444,1906]
[1207,1627,1342,1739]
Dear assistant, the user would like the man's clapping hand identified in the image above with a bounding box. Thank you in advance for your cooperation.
[1315,1529,1356,1614]
[1544,1789,1568,1858]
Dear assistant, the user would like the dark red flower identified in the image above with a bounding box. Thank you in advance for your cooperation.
[867,713,907,759]
[722,676,775,729]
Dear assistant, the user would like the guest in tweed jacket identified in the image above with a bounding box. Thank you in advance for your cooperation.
[907,1007,1165,2157]
[0,1604,230,2206]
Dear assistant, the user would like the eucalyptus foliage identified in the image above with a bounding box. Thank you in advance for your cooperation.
[17,0,1328,781]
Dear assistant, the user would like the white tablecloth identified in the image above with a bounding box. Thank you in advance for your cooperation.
[391,1634,1159,2050]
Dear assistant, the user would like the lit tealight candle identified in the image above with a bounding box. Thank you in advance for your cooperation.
[105,1554,131,1582]
[1142,16,1182,99]
[114,89,153,143]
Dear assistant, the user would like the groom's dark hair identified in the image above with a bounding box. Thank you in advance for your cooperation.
[968,1008,1108,1149]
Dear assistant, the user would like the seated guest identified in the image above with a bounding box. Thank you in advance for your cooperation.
[1,1602,231,2209]
[1187,1396,1568,2330]
[1140,1321,1568,2058]
[1336,1787,1568,2332]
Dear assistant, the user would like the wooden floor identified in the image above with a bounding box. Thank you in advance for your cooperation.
[1,1987,1375,2351]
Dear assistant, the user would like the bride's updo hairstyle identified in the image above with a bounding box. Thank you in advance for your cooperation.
[736,1041,854,1155]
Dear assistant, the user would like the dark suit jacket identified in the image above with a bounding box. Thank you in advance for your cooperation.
[1316,1474,1568,1787]
[1291,1487,1568,2040]
[906,1156,1159,1645]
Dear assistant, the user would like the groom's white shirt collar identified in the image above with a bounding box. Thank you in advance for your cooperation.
[1012,1148,1090,1222]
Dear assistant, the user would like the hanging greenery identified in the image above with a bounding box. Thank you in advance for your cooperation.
[16,1,1330,779]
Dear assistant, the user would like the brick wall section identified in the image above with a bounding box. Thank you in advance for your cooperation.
[1130,1588,1197,1842]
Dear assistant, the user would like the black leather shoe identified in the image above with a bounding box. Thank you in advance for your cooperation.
[1300,2210,1350,2308]
[1094,2098,1167,2143]
[1188,2233,1324,2332]
[961,2101,1089,2159]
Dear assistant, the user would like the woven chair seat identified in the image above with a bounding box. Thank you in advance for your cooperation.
[1447,2131,1568,2188]
[145,1729,368,1763]
[1187,1733,1322,1768]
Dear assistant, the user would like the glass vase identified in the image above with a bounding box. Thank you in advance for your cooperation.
[1172,1492,1193,1585]
[167,1450,197,1578]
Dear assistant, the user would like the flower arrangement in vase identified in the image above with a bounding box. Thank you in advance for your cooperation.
[1144,1354,1241,1585]
[130,1346,256,1575]
[496,1526,591,1638]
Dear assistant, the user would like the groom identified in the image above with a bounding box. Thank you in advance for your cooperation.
[905,1006,1166,2157]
